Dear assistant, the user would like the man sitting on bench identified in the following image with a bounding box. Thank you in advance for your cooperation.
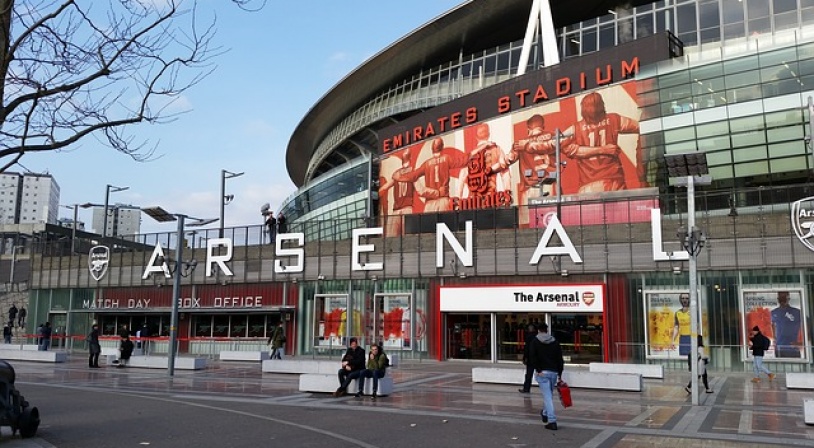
[356,343,389,399]
[334,337,366,397]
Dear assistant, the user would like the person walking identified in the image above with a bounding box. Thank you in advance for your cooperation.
[685,335,713,394]
[87,324,101,368]
[518,323,537,394]
[528,323,564,431]
[749,326,775,382]
[334,337,366,397]
[3,324,11,344]
[8,304,17,328]
[17,307,26,328]
[39,322,52,351]
[267,321,285,360]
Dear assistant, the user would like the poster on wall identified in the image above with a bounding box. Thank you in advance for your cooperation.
[382,295,410,349]
[741,289,808,362]
[318,296,347,347]
[643,290,709,360]
[378,81,653,235]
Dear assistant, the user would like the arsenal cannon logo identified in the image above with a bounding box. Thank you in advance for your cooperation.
[791,196,814,253]
[89,246,110,281]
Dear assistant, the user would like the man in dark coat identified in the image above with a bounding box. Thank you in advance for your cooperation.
[529,323,564,431]
[749,325,775,382]
[88,324,101,368]
[8,304,17,327]
[519,323,537,393]
[334,337,366,397]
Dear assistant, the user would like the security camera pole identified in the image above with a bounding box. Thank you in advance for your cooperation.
[665,153,710,406]
[219,169,244,239]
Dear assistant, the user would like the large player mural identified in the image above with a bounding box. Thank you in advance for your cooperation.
[378,82,651,235]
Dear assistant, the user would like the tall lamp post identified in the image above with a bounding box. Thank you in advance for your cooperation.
[60,204,80,253]
[219,170,244,239]
[665,153,711,406]
[142,206,216,376]
[103,184,129,238]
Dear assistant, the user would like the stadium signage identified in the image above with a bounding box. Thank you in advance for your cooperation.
[138,207,688,279]
[380,32,675,153]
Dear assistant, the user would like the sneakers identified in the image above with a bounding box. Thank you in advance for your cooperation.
[544,422,558,431]
[518,389,530,394]
[768,373,776,381]
[684,386,691,394]
[751,378,761,383]
[705,389,714,393]
[540,410,548,423]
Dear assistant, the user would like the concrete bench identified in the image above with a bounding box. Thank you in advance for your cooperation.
[589,362,664,379]
[0,348,67,363]
[298,373,394,396]
[471,367,642,392]
[805,399,814,425]
[220,350,271,362]
[262,359,338,374]
[123,356,208,370]
[786,372,814,390]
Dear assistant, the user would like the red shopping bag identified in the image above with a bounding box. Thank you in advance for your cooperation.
[556,380,572,408]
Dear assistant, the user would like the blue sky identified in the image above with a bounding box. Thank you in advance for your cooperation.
[22,1,462,234]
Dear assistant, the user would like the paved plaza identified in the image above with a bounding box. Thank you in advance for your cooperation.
[0,358,813,447]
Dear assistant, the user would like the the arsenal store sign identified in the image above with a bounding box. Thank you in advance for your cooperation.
[440,284,605,313]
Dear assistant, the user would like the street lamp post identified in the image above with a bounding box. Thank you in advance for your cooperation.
[219,170,244,239]
[60,204,79,253]
[665,153,711,406]
[9,245,25,289]
[142,206,216,376]
[103,184,129,238]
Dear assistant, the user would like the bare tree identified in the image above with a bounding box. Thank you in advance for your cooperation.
[0,0,264,173]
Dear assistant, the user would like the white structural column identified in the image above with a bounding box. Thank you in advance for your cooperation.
[517,0,560,77]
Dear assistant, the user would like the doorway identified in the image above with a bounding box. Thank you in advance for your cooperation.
[446,314,490,360]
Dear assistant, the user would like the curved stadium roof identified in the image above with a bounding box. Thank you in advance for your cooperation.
[285,0,655,187]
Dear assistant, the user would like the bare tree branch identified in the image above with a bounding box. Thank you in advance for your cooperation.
[0,0,262,170]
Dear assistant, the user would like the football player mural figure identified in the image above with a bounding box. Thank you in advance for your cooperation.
[490,114,570,207]
[564,91,640,193]
[380,148,416,236]
[393,137,469,213]
[458,122,511,198]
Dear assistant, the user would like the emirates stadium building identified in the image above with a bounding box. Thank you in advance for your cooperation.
[26,0,814,369]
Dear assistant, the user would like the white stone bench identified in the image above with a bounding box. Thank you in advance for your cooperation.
[298,373,394,396]
[20,344,40,351]
[805,399,814,425]
[786,372,814,389]
[0,348,67,363]
[262,359,338,374]
[589,362,664,379]
[220,350,271,362]
[123,356,208,370]
[471,367,642,392]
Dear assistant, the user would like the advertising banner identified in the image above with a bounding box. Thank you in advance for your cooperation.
[741,289,808,362]
[316,295,347,347]
[643,290,709,360]
[379,82,649,235]
[382,295,410,349]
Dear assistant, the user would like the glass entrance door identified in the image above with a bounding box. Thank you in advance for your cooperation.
[550,313,603,363]
[446,314,490,360]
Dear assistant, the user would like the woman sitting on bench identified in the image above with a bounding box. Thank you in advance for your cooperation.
[356,343,389,399]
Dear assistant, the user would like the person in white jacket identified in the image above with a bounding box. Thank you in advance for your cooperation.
[685,335,713,394]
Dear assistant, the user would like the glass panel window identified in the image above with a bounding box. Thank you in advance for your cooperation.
[212,315,229,337]
[676,3,698,35]
[698,0,720,30]
[230,315,247,338]
[248,315,266,337]
[599,24,615,49]
[696,121,731,138]
[733,145,768,163]
[773,0,798,14]
[193,316,212,337]
[774,11,798,30]
[768,141,805,158]
[731,130,766,147]
[734,160,768,176]
[582,29,597,53]
[636,13,654,37]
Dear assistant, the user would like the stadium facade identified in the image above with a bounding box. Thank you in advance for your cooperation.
[26,0,814,369]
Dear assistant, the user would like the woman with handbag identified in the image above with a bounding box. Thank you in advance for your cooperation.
[685,335,713,394]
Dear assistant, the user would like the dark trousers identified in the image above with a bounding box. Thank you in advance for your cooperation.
[687,372,710,390]
[359,369,386,393]
[89,352,100,367]
[338,368,364,390]
[522,363,534,391]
